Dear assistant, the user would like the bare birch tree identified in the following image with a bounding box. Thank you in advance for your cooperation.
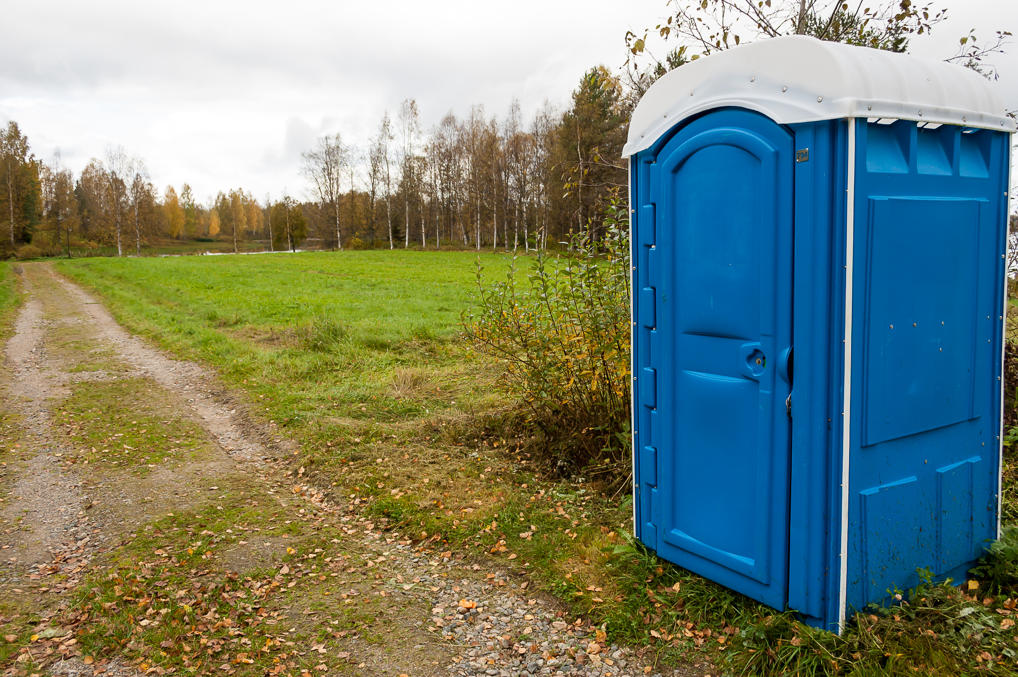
[302,134,347,250]
[373,113,395,250]
[397,99,420,248]
[104,146,132,257]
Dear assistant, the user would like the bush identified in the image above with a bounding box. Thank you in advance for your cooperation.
[464,194,631,479]
[14,244,43,260]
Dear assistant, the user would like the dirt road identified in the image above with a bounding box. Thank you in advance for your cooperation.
[0,264,697,677]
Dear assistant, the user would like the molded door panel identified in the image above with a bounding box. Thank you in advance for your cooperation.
[647,109,794,610]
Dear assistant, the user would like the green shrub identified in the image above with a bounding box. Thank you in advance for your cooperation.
[463,194,631,479]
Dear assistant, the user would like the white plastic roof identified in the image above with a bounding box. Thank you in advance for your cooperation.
[623,35,1016,158]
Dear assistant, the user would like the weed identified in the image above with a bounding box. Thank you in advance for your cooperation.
[970,526,1018,594]
[389,366,429,399]
[296,315,348,351]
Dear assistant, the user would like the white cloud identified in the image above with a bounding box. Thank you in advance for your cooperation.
[1,0,1013,202]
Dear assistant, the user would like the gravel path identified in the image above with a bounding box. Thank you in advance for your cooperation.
[0,264,709,677]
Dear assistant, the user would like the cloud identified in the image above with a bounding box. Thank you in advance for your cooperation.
[2,0,1012,201]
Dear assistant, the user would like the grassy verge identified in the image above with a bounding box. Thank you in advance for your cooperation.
[0,262,27,662]
[0,262,21,338]
[54,252,1018,675]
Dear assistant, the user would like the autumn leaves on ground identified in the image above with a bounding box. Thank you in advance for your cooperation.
[0,257,712,677]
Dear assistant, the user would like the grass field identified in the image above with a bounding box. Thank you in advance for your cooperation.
[55,250,1018,675]
[27,237,273,260]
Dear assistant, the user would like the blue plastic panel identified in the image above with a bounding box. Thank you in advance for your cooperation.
[633,109,794,610]
[846,120,1008,612]
[862,197,982,446]
[787,119,849,630]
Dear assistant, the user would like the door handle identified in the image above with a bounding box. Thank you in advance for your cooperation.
[778,347,793,385]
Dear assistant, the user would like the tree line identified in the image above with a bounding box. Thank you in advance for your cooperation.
[0,65,632,258]
[2,0,1008,259]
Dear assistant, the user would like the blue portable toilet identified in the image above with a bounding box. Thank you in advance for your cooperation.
[625,36,1014,632]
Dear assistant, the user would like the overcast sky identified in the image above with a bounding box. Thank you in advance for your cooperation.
[0,0,1015,203]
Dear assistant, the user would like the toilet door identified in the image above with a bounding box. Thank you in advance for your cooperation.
[646,108,794,609]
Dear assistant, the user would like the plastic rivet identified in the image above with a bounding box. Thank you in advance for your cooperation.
[782,86,788,92]
[817,96,823,103]
[889,324,894,329]
[913,322,917,327]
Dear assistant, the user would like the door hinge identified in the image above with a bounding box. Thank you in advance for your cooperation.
[786,394,792,419]
[795,148,809,163]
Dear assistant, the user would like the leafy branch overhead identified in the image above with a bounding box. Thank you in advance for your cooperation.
[625,0,1011,91]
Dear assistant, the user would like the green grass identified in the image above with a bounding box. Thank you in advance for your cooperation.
[55,251,514,429]
[53,251,1018,675]
[0,262,20,337]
